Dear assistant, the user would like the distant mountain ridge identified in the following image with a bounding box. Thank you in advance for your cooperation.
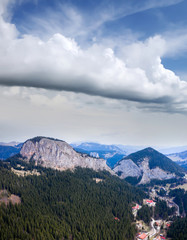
[1,138,187,174]
[167,150,187,170]
[159,146,187,155]
[0,142,20,147]
[0,143,22,160]
[71,142,127,168]
[71,142,124,152]
[113,147,186,184]
[1,139,187,167]
[167,150,187,161]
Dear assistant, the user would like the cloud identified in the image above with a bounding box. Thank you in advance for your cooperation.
[0,0,187,112]
[1,85,187,146]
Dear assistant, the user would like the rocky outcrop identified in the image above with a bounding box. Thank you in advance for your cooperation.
[138,157,175,184]
[20,137,113,173]
[113,148,180,184]
[113,159,142,179]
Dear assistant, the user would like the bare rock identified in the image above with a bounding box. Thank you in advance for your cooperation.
[113,156,175,184]
[20,137,113,173]
[113,159,142,179]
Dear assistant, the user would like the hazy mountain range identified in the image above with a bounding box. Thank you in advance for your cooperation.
[1,140,187,170]
[0,143,22,160]
[0,136,184,186]
[71,142,187,169]
[0,142,20,147]
[71,142,126,168]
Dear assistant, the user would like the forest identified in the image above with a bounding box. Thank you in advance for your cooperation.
[169,188,187,215]
[167,217,187,240]
[154,200,175,220]
[136,205,153,224]
[0,160,145,240]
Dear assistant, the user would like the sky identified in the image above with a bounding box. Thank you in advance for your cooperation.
[0,0,187,147]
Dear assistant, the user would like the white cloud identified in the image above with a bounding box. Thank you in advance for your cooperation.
[0,0,187,113]
[1,0,187,146]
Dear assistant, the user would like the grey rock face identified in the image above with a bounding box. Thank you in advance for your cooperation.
[20,137,113,173]
[113,156,175,184]
[138,158,175,184]
[113,159,142,179]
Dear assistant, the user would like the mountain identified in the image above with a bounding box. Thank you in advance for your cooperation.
[19,137,113,173]
[167,150,187,162]
[71,142,187,168]
[159,146,187,155]
[0,141,20,146]
[0,144,22,160]
[167,150,187,170]
[116,144,145,155]
[71,142,126,168]
[113,147,186,184]
[71,142,124,152]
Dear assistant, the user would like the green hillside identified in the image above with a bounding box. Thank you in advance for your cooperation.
[0,160,144,240]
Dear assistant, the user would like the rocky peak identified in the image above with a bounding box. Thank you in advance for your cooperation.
[144,147,154,153]
[20,137,113,173]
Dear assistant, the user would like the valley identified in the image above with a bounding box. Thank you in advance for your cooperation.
[133,187,182,240]
[0,136,186,240]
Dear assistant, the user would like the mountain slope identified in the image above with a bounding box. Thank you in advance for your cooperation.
[113,147,185,184]
[0,161,145,240]
[19,137,113,173]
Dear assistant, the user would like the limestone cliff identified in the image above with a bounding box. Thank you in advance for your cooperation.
[20,137,113,173]
[113,147,185,184]
[114,159,142,179]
